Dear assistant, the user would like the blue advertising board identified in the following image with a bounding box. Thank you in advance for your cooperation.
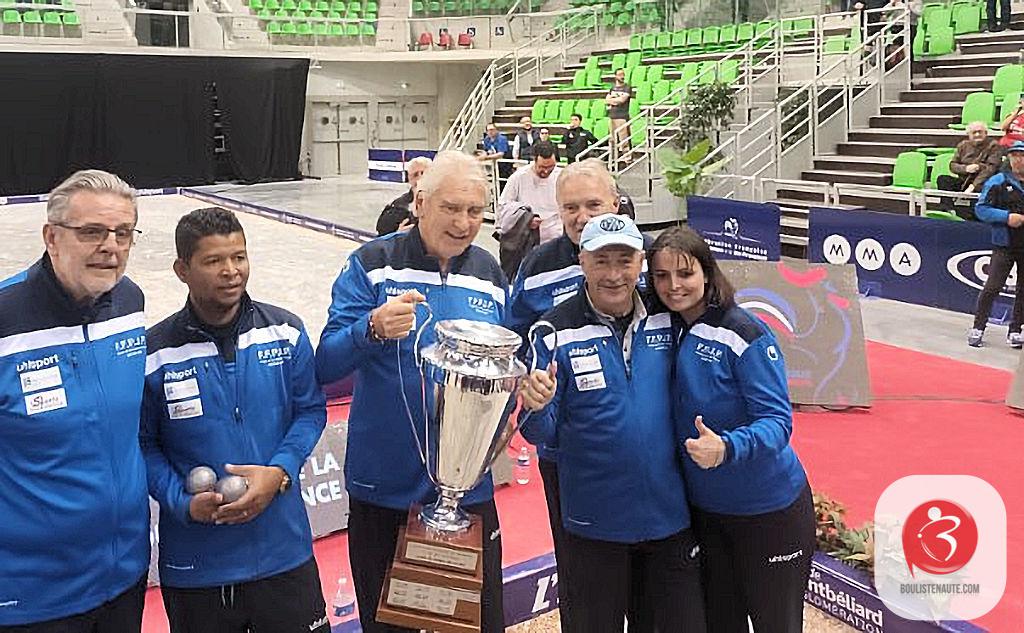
[808,208,1014,316]
[368,149,438,183]
[687,195,782,261]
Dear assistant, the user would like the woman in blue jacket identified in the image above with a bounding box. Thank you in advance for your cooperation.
[648,226,815,633]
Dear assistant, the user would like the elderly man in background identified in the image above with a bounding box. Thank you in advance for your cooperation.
[0,170,150,631]
[376,156,432,236]
[316,151,509,633]
[936,121,1002,218]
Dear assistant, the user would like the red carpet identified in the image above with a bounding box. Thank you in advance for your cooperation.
[141,341,1021,631]
[793,341,1023,631]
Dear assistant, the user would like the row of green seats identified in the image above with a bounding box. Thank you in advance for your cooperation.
[267,20,374,35]
[413,0,521,15]
[892,150,957,190]
[2,8,79,25]
[629,20,779,56]
[252,0,373,11]
[951,90,1022,130]
[259,9,376,22]
[0,0,75,6]
[914,0,983,56]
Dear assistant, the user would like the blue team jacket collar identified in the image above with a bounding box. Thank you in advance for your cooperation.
[180,293,255,342]
[406,225,473,276]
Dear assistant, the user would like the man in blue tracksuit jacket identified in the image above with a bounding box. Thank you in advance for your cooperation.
[968,140,1024,348]
[315,152,508,633]
[141,207,328,633]
[0,171,150,631]
[505,159,650,632]
[519,214,705,633]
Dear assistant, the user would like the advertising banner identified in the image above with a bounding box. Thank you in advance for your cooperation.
[687,195,782,262]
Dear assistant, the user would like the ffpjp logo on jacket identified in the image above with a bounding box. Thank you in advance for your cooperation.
[467,295,497,316]
[875,476,1006,621]
[114,334,146,358]
[719,260,871,407]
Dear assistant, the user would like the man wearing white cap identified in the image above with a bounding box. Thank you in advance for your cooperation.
[518,214,706,632]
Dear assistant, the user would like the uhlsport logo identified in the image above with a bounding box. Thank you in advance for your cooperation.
[902,500,978,577]
[947,250,1015,298]
[16,354,59,373]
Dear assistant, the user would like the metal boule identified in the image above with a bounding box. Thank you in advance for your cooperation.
[186,466,218,494]
[215,475,249,503]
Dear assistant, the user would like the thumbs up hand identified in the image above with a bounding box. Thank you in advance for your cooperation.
[684,416,727,470]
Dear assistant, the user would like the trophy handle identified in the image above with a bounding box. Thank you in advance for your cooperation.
[397,300,434,472]
[493,320,558,461]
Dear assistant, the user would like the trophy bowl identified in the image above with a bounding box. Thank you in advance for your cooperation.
[416,319,526,533]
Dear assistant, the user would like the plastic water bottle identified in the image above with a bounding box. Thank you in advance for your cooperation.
[332,574,356,619]
[514,446,531,485]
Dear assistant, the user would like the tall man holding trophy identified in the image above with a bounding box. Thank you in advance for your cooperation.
[316,151,511,633]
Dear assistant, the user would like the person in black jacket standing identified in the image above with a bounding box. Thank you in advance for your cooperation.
[375,156,431,236]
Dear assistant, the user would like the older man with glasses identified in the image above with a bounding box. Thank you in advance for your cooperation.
[0,170,151,632]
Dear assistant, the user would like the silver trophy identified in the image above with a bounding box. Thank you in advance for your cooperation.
[399,306,553,533]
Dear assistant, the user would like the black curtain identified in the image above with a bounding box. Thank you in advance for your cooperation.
[0,53,308,196]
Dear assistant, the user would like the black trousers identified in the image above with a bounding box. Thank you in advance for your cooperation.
[540,458,652,632]
[935,174,978,219]
[558,527,706,633]
[0,576,145,633]
[973,246,1024,332]
[693,485,815,633]
[161,557,329,633]
[988,0,1011,29]
[347,497,504,633]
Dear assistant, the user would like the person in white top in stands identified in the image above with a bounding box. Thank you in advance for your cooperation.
[497,141,563,244]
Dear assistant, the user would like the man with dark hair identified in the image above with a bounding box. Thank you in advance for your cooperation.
[496,141,563,278]
[512,115,542,161]
[0,170,150,631]
[605,69,633,162]
[564,113,598,163]
[141,206,329,633]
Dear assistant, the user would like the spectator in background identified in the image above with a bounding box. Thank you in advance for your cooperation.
[496,141,562,279]
[1000,96,1024,148]
[968,140,1024,349]
[539,128,561,162]
[605,69,633,163]
[987,0,1011,31]
[564,113,598,163]
[375,156,431,236]
[512,116,542,161]
[937,121,1002,217]
[478,123,513,192]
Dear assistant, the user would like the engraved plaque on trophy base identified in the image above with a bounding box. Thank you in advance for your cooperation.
[376,509,484,632]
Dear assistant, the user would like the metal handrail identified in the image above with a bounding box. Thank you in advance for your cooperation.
[438,4,602,152]
[702,5,910,191]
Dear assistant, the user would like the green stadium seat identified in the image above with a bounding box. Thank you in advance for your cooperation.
[267,20,282,33]
[952,2,981,34]
[23,10,42,23]
[671,78,686,98]
[344,23,358,35]
[702,25,719,51]
[629,33,641,50]
[754,19,772,40]
[654,31,671,54]
[2,8,20,23]
[628,98,639,118]
[823,35,847,54]
[589,99,605,120]
[736,21,754,42]
[611,52,626,71]
[680,62,698,85]
[625,51,641,69]
[329,22,343,34]
[593,117,610,139]
[997,91,1022,128]
[313,20,329,35]
[636,82,654,105]
[949,91,996,129]
[282,0,296,9]
[531,99,546,122]
[631,118,646,146]
[297,0,312,10]
[696,61,717,85]
[360,21,374,36]
[257,9,271,18]
[641,32,656,50]
[669,30,685,53]
[924,6,952,30]
[646,64,664,83]
[652,79,671,103]
[892,151,928,188]
[630,65,647,85]
[296,21,313,35]
[558,99,576,122]
[281,20,297,33]
[719,59,740,84]
[250,0,264,9]
[584,55,599,72]
[924,25,955,55]
[266,0,281,9]
[543,99,561,123]
[585,66,602,88]
[43,10,61,24]
[924,210,965,221]
[685,26,701,50]
[292,11,307,19]
[929,152,955,189]
[992,65,1023,102]
[718,23,737,49]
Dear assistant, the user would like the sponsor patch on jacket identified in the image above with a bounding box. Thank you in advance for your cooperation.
[575,372,606,391]
[168,397,203,420]
[570,354,602,374]
[163,378,199,401]
[25,387,68,415]
[20,366,62,393]
[467,296,496,316]
[257,346,292,366]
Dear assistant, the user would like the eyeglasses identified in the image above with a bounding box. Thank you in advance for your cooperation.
[53,223,141,246]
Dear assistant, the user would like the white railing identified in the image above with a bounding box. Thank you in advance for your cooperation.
[437,4,603,152]
[699,5,911,202]
[573,21,783,196]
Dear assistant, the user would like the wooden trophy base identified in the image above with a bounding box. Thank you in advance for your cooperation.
[376,506,484,632]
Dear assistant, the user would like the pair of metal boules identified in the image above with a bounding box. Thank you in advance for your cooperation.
[187,466,248,504]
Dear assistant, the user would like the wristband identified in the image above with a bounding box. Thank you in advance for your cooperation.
[367,312,384,343]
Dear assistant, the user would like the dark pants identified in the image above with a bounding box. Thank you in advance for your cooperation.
[988,0,1011,30]
[161,557,328,633]
[0,576,145,633]
[935,174,977,219]
[558,527,705,633]
[973,246,1024,332]
[347,497,504,633]
[693,485,815,633]
[539,458,652,632]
